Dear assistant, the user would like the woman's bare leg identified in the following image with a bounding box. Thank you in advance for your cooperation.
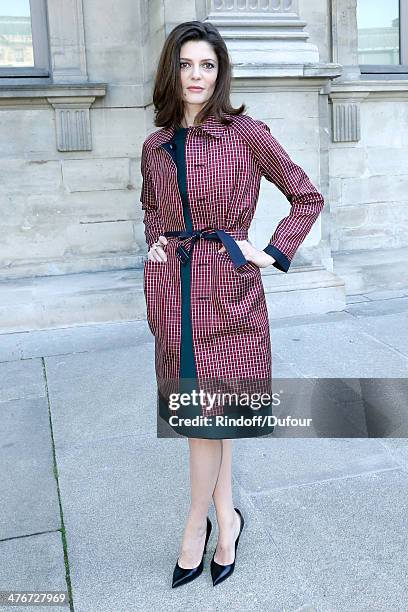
[177,438,223,568]
[212,439,241,565]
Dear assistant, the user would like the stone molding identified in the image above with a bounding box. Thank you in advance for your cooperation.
[0,84,107,151]
[329,80,408,142]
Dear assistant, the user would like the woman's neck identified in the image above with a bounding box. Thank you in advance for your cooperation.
[181,119,195,128]
[181,110,201,128]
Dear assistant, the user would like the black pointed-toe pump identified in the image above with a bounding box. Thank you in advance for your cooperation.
[211,507,244,587]
[171,516,212,588]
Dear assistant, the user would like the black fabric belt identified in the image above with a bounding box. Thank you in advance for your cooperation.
[163,228,247,270]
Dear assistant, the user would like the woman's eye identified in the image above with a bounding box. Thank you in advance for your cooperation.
[180,62,215,69]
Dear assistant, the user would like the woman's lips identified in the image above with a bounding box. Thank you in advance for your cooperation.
[188,87,204,91]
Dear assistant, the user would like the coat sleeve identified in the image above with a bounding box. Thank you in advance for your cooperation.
[251,119,325,273]
[140,141,163,249]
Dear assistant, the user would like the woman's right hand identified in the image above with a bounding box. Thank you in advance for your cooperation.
[147,235,168,262]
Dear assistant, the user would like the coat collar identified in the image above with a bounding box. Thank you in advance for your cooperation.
[151,113,231,149]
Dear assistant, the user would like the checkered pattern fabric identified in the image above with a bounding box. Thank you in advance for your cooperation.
[141,113,324,417]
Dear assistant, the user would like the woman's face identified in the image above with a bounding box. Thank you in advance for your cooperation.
[179,39,218,114]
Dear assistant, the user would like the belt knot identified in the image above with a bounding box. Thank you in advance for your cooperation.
[163,227,247,269]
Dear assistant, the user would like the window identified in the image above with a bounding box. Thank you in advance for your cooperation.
[0,0,50,79]
[357,0,408,74]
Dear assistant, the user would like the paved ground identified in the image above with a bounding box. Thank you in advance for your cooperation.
[0,288,407,612]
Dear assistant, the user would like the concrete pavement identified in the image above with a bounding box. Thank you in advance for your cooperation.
[0,288,407,611]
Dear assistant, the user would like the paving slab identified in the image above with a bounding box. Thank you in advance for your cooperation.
[0,321,152,364]
[233,438,399,493]
[344,295,408,318]
[0,359,45,403]
[0,396,60,540]
[345,310,408,358]
[45,345,156,449]
[251,468,408,611]
[271,317,408,377]
[0,333,23,362]
[270,310,352,330]
[360,288,408,301]
[0,532,67,612]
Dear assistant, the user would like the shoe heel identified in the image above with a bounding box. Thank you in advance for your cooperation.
[203,515,212,554]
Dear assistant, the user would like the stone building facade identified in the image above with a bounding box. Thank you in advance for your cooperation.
[1,0,407,332]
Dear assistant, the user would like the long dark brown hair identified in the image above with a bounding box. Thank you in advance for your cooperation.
[152,21,245,129]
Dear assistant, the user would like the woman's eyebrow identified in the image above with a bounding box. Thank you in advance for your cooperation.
[180,57,217,62]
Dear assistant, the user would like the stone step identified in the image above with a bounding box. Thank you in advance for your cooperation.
[0,266,345,335]
[262,266,345,318]
[333,246,408,295]
[0,270,144,334]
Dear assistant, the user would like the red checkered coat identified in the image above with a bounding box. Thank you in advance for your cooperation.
[140,113,324,416]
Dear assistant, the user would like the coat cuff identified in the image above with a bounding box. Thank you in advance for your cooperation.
[263,244,291,273]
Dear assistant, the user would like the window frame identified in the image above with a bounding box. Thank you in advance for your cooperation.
[0,0,50,80]
[358,0,408,76]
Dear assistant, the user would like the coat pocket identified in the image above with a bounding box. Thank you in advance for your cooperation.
[214,252,263,331]
[143,259,167,336]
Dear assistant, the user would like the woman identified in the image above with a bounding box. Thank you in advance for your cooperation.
[140,21,325,588]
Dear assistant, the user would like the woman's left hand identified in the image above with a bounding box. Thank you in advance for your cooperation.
[218,240,276,269]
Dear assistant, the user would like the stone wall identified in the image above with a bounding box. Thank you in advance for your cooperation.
[1,0,407,296]
[330,97,408,252]
[0,0,162,280]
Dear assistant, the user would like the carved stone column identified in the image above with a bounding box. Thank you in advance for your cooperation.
[330,0,364,143]
[197,0,320,75]
[47,0,88,83]
[44,0,106,151]
[331,0,361,82]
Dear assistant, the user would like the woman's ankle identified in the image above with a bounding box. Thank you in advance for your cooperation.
[215,506,236,526]
[186,511,208,531]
